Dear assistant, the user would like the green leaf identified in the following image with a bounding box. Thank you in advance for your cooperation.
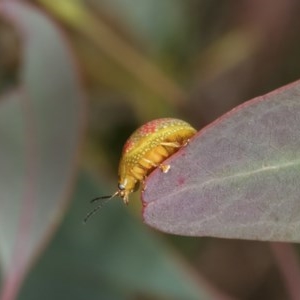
[19,173,212,300]
[0,1,85,297]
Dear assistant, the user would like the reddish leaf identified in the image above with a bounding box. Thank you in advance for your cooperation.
[143,80,300,242]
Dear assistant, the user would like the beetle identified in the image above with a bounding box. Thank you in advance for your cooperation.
[84,118,196,222]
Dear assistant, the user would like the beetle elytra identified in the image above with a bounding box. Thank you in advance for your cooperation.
[84,118,196,222]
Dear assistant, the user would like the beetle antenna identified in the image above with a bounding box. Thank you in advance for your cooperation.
[90,195,112,203]
[83,191,119,223]
[83,198,110,223]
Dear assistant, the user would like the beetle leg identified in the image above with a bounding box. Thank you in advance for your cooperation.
[123,195,129,205]
[141,178,147,191]
[141,157,158,168]
[156,145,169,157]
[182,138,191,147]
[160,141,181,148]
[130,166,145,181]
[159,164,171,173]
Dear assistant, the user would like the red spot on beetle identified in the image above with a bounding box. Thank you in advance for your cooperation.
[123,139,134,153]
[140,122,157,134]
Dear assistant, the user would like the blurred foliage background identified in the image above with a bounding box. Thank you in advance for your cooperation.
[1,0,300,299]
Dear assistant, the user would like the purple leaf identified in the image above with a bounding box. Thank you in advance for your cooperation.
[143,80,300,242]
[0,1,86,299]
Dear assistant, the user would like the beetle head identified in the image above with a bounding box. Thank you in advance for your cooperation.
[83,184,132,223]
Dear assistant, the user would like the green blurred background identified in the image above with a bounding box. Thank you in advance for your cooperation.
[1,0,300,299]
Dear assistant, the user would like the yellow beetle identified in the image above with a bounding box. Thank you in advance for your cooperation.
[84,118,196,222]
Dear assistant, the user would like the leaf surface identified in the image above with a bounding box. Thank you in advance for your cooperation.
[143,80,300,242]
